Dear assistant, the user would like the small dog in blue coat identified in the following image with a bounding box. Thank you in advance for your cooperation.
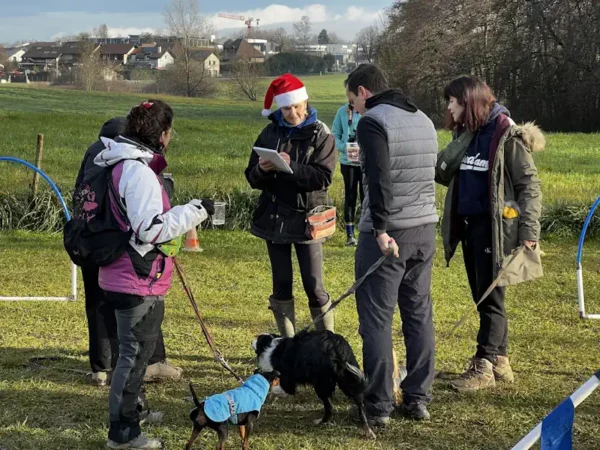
[186,370,280,450]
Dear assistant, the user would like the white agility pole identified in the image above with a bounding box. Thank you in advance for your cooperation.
[512,369,600,450]
[0,156,78,302]
[576,197,600,319]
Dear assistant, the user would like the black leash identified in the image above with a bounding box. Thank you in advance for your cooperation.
[174,257,244,385]
[301,253,389,333]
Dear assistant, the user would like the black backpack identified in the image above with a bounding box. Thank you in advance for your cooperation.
[64,164,132,267]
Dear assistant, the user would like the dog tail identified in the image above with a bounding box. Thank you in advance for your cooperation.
[189,382,202,409]
[341,362,368,393]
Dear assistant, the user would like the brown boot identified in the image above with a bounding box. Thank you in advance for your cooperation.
[451,357,495,392]
[493,355,515,383]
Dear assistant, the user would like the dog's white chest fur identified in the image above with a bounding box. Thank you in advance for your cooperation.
[257,338,281,372]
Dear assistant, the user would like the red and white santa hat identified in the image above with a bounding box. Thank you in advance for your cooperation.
[262,73,308,117]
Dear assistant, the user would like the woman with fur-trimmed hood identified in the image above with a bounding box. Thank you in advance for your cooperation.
[435,75,544,392]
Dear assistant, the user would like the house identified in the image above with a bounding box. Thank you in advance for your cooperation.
[220,39,265,72]
[100,44,137,65]
[190,50,220,77]
[323,44,356,67]
[6,47,27,63]
[129,47,175,70]
[59,41,101,66]
[147,50,174,69]
[20,44,62,71]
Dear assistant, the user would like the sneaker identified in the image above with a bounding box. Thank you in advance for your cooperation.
[107,433,163,449]
[396,402,430,421]
[493,355,515,383]
[345,235,357,247]
[451,357,495,392]
[92,371,109,387]
[144,360,183,382]
[140,411,165,426]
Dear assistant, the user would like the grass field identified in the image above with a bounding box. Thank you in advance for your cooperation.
[1,77,600,450]
[1,77,600,217]
[1,230,600,450]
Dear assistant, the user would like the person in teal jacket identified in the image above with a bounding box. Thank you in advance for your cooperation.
[332,101,363,246]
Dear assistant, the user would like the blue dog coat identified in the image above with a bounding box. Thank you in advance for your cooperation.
[204,374,270,425]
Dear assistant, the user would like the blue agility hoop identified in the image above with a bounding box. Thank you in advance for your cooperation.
[576,197,600,319]
[0,156,77,301]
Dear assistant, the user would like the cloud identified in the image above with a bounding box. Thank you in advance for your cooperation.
[0,4,384,44]
[212,4,383,38]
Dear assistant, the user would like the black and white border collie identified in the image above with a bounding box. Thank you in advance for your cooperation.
[252,330,376,440]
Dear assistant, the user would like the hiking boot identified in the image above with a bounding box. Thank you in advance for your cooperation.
[345,235,357,247]
[268,297,296,337]
[91,371,109,387]
[396,401,431,421]
[493,355,515,383]
[310,299,334,333]
[144,360,183,382]
[107,433,163,449]
[140,411,165,426]
[451,357,495,392]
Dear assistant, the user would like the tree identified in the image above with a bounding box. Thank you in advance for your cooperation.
[269,27,290,52]
[92,24,109,39]
[164,0,214,97]
[75,40,107,92]
[327,32,345,45]
[355,25,380,63]
[318,29,330,45]
[0,46,7,68]
[293,16,313,49]
[377,0,600,131]
[231,60,264,101]
[323,53,336,72]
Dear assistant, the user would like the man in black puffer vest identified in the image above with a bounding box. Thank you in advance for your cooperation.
[75,118,180,386]
[346,65,438,424]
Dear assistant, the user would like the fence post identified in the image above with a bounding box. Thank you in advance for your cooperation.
[31,134,44,197]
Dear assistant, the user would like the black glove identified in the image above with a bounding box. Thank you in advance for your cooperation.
[200,198,215,215]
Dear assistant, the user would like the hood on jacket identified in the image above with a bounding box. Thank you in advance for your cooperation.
[487,102,510,124]
[98,117,126,140]
[365,89,418,113]
[514,122,546,153]
[94,136,154,168]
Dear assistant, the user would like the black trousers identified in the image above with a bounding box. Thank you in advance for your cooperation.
[82,266,166,373]
[355,225,436,416]
[104,292,164,444]
[462,215,507,361]
[340,164,364,224]
[266,241,329,308]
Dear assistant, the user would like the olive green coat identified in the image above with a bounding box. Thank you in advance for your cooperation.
[436,121,545,286]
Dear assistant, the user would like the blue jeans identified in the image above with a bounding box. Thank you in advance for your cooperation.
[103,292,164,444]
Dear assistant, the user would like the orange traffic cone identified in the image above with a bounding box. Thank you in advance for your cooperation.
[182,227,203,252]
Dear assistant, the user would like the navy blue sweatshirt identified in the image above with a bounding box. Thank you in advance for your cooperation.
[457,103,510,216]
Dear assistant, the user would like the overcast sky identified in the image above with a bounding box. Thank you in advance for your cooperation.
[1,1,390,44]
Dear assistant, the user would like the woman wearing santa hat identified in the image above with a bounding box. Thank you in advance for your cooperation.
[245,73,337,337]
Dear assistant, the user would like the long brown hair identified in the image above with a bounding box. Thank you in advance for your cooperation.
[444,75,496,133]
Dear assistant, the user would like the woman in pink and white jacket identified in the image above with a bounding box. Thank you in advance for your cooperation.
[94,99,213,449]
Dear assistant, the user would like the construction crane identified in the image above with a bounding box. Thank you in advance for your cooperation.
[217,13,260,36]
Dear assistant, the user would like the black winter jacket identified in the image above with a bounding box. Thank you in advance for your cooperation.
[245,114,337,244]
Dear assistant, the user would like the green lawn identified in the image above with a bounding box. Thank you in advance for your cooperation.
[0,231,599,449]
[1,77,600,449]
[1,81,599,210]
